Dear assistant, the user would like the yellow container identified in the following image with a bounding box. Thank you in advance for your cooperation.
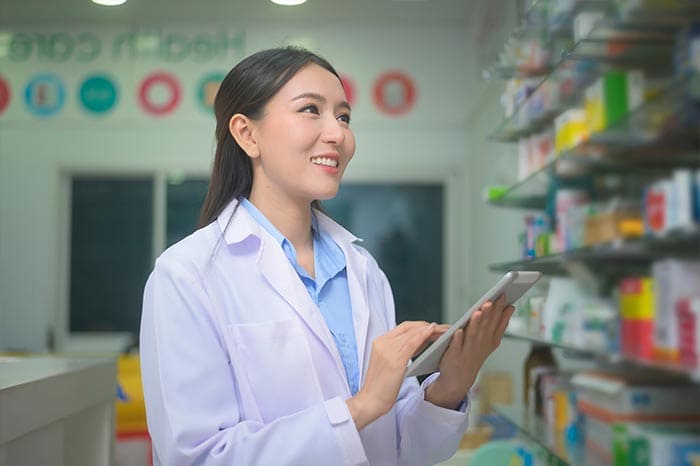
[619,277,655,320]
[554,108,589,154]
[116,354,148,434]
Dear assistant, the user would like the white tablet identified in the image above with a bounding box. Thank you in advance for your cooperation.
[405,271,542,378]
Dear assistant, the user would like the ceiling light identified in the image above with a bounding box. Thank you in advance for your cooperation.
[92,0,127,5]
[270,0,307,5]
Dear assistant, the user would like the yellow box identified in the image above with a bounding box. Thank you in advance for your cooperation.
[619,277,655,320]
[116,354,148,434]
[554,108,589,154]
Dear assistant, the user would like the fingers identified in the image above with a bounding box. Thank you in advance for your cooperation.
[495,305,515,341]
[389,321,432,338]
[481,295,508,336]
[399,323,435,358]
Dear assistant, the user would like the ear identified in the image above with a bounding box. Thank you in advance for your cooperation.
[228,113,260,158]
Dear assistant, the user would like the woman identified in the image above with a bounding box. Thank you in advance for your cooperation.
[140,46,514,466]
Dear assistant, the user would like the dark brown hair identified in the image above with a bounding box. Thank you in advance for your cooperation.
[197,46,341,228]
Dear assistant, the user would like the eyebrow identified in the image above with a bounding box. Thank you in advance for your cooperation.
[291,92,352,112]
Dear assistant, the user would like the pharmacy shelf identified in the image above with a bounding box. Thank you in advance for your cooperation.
[487,81,700,209]
[486,0,699,82]
[492,404,608,466]
[487,0,700,142]
[489,228,700,276]
[504,332,700,382]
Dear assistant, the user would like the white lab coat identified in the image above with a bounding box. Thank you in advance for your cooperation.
[140,199,468,466]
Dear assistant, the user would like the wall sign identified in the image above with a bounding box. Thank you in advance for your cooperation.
[196,72,225,114]
[24,73,66,117]
[340,74,356,107]
[138,72,181,116]
[3,30,246,65]
[372,71,416,116]
[0,76,10,115]
[79,74,118,115]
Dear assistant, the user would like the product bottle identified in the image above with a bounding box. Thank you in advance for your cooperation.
[523,345,557,414]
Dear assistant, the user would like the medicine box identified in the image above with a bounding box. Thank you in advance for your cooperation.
[613,424,700,466]
[585,70,644,133]
[652,260,700,363]
[677,297,700,369]
[572,371,700,421]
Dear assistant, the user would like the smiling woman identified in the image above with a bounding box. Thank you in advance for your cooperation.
[139,46,513,466]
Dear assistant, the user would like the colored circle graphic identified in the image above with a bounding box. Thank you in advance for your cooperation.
[138,72,181,116]
[0,76,10,115]
[24,73,66,117]
[79,75,118,115]
[340,74,356,107]
[372,71,416,116]
[196,72,225,114]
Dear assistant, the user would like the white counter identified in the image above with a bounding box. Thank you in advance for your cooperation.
[0,356,117,466]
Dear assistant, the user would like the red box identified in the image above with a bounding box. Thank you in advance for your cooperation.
[621,318,654,360]
[677,298,700,368]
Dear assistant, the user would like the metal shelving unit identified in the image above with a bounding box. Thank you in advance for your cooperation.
[504,332,700,382]
[492,404,610,466]
[487,78,700,209]
[482,0,700,463]
[489,228,700,276]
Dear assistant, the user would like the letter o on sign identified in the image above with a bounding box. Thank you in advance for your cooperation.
[0,77,10,115]
[138,72,181,116]
[340,74,356,107]
[372,71,416,116]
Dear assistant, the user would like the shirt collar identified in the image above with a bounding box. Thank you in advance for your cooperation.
[216,197,362,247]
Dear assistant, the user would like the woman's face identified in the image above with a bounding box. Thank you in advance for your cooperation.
[248,63,355,205]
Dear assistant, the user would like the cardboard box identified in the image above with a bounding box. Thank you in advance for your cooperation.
[584,210,644,246]
[572,371,700,422]
[652,260,700,363]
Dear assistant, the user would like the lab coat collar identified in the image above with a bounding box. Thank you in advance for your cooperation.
[216,197,370,385]
[216,198,364,248]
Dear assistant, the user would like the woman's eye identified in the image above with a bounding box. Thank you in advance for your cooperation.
[337,113,351,124]
[300,104,319,114]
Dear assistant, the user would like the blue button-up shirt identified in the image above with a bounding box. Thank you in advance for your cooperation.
[241,198,360,395]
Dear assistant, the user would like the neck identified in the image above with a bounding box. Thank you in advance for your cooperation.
[247,189,313,252]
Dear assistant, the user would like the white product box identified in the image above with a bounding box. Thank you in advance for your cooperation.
[652,259,700,362]
[572,371,700,419]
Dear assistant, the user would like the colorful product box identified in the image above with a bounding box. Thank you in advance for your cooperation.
[677,297,700,369]
[620,277,655,320]
[585,70,644,133]
[621,319,655,360]
[652,260,700,363]
[572,371,700,421]
[613,424,700,466]
[644,180,673,235]
[554,108,589,154]
[619,276,655,360]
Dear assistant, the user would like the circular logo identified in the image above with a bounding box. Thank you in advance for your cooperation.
[24,73,66,117]
[372,71,416,116]
[0,76,10,115]
[138,72,181,116]
[340,74,356,107]
[196,72,225,114]
[79,75,118,115]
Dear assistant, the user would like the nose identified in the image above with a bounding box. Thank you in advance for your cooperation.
[320,115,346,146]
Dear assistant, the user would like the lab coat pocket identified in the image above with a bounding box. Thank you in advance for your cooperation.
[230,319,321,423]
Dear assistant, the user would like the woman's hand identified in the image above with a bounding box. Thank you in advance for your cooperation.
[347,321,447,430]
[425,294,515,410]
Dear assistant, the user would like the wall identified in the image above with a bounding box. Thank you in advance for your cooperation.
[0,24,474,351]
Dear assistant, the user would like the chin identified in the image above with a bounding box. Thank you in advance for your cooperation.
[314,187,340,201]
